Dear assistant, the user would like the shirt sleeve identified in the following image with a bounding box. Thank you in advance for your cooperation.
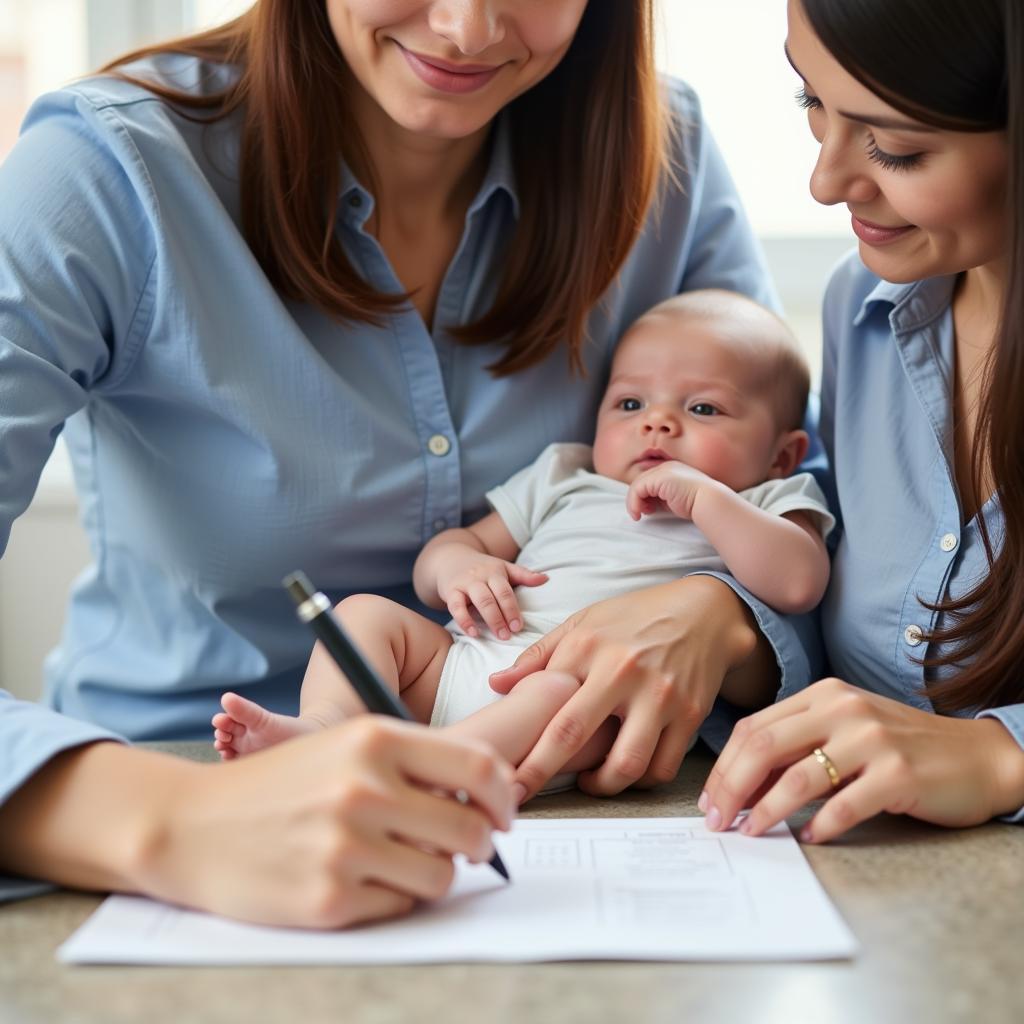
[485,443,591,547]
[0,690,124,902]
[975,705,1024,823]
[0,87,155,892]
[745,473,836,539]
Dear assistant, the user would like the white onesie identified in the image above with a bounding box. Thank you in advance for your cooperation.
[429,443,834,786]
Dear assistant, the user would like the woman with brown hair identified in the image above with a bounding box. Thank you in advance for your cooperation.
[0,1,781,925]
[702,0,1024,842]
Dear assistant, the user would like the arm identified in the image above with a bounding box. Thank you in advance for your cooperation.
[412,511,547,638]
[0,717,515,927]
[626,463,829,614]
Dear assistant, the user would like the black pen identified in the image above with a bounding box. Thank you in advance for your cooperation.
[283,571,510,882]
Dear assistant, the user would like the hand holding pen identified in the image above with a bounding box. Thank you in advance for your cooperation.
[285,572,512,883]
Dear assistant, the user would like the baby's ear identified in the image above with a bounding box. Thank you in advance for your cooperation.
[769,429,809,479]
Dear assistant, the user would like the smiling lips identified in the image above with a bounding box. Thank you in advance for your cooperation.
[850,213,916,246]
[398,44,504,94]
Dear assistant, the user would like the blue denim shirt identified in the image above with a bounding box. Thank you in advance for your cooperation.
[0,54,783,862]
[818,252,1024,823]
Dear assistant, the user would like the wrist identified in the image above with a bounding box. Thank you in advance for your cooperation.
[673,574,758,670]
[689,479,735,532]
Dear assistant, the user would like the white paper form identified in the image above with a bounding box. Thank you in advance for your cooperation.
[58,818,856,965]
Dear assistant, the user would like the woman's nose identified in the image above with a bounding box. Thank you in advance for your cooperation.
[809,131,878,208]
[428,0,506,56]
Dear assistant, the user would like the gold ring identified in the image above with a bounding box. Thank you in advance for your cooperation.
[812,747,841,788]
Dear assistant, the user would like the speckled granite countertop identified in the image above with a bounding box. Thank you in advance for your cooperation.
[2,743,1021,1024]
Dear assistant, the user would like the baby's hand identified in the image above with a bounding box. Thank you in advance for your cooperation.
[437,551,547,640]
[626,461,718,521]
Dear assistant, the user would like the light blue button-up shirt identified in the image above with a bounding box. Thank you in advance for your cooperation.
[817,252,1024,823]
[0,54,783,875]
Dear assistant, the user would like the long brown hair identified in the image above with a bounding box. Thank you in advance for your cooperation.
[802,0,1022,712]
[102,1,666,376]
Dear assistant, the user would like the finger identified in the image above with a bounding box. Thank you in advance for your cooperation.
[577,698,661,796]
[703,711,821,832]
[635,718,696,788]
[359,833,460,903]
[801,768,896,844]
[489,617,573,693]
[447,592,479,638]
[488,574,523,634]
[468,580,510,639]
[506,564,549,589]
[738,746,852,837]
[393,727,516,831]
[380,781,499,864]
[328,881,417,930]
[704,694,814,801]
[514,684,611,802]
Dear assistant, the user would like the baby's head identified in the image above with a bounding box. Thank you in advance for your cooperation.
[593,290,810,492]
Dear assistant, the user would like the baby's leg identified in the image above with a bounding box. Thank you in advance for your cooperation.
[212,595,452,759]
[444,670,618,776]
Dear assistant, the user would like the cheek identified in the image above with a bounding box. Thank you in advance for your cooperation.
[327,0,423,50]
[513,0,588,58]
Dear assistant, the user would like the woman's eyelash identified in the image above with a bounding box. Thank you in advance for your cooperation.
[795,87,822,111]
[797,88,924,172]
[865,139,924,172]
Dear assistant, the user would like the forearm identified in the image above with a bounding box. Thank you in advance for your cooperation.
[0,741,200,893]
[692,487,828,614]
[412,528,487,608]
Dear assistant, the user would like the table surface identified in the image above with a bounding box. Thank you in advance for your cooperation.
[2,743,1022,1024]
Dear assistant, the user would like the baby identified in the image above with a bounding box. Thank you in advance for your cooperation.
[212,290,833,789]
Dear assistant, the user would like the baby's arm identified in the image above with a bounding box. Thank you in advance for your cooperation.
[627,464,829,615]
[413,513,548,639]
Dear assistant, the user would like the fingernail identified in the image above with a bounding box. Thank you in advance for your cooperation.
[800,826,813,843]
[705,805,722,831]
[509,619,521,633]
[738,818,752,835]
[697,790,709,813]
[498,629,510,641]
[512,783,527,806]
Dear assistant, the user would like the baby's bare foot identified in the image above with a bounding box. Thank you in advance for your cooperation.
[211,691,317,759]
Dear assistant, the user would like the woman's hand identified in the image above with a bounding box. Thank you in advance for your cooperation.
[701,677,1024,843]
[0,718,515,931]
[136,718,515,928]
[489,575,759,802]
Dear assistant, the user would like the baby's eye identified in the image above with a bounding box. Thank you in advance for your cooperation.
[690,402,719,416]
[617,397,642,412]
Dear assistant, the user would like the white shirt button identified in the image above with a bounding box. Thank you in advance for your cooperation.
[904,624,924,647]
[940,533,958,552]
[427,434,451,457]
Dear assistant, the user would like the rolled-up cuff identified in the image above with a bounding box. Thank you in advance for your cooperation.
[1,693,125,903]
[976,704,1024,824]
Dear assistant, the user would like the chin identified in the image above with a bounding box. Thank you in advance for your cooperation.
[385,99,497,140]
[857,242,939,285]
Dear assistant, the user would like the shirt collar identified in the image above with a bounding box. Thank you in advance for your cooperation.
[853,273,958,333]
[467,113,519,220]
[338,113,520,228]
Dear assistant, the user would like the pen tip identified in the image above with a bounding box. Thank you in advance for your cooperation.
[491,852,511,881]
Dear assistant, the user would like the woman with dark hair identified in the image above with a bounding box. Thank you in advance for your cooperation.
[0,2,782,925]
[702,0,1024,843]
